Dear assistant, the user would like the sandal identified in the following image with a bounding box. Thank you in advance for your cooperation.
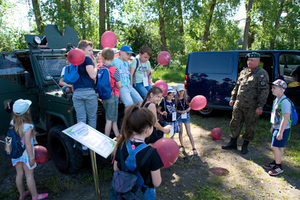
[193,148,198,156]
[19,190,30,200]
[32,193,48,200]
[179,146,185,152]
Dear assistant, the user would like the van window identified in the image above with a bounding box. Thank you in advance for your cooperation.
[0,54,24,75]
[279,54,300,86]
[188,53,234,74]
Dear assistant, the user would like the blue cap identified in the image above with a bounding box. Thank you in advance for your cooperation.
[120,45,134,53]
[13,99,32,115]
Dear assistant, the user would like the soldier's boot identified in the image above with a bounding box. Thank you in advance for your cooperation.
[222,138,237,150]
[241,140,249,154]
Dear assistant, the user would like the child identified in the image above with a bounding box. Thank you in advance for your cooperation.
[112,105,164,199]
[141,86,172,143]
[263,79,291,176]
[100,48,122,138]
[58,55,73,94]
[175,84,198,156]
[130,46,153,98]
[11,99,48,200]
[158,86,179,138]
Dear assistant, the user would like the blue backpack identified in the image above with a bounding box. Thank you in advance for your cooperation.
[96,67,116,100]
[109,140,155,200]
[3,126,25,159]
[63,64,80,84]
[278,97,298,125]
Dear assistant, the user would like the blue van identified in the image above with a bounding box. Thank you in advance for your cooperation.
[185,50,300,116]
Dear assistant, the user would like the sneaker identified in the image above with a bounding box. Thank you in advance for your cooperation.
[268,165,284,176]
[193,148,198,156]
[179,146,185,152]
[263,161,275,170]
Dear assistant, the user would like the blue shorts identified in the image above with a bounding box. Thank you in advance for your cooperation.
[177,113,190,124]
[271,129,290,148]
[119,85,143,107]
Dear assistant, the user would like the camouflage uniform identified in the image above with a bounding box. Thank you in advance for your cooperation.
[229,66,269,141]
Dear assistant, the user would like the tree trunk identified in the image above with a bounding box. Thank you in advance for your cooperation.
[177,0,184,55]
[31,0,44,34]
[106,0,110,30]
[79,0,86,39]
[99,0,105,48]
[202,0,216,49]
[159,0,167,51]
[242,0,253,50]
[270,0,285,50]
[65,0,72,26]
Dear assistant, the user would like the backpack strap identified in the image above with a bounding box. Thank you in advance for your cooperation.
[132,58,139,85]
[278,97,292,125]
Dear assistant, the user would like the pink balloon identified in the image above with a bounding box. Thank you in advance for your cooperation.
[152,138,179,168]
[211,127,222,140]
[101,31,117,48]
[67,48,85,65]
[157,51,171,65]
[154,80,168,96]
[190,95,207,110]
[34,145,49,164]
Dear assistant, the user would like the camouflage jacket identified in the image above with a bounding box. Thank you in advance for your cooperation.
[231,66,269,108]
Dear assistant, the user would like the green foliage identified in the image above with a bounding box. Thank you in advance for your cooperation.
[151,64,185,83]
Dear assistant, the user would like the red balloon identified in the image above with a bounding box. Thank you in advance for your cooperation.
[67,48,85,65]
[154,80,168,96]
[34,145,49,164]
[211,127,222,140]
[190,95,207,110]
[157,51,171,65]
[101,31,117,48]
[152,138,179,168]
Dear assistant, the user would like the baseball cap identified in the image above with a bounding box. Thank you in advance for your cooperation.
[246,52,261,58]
[271,79,287,90]
[13,99,32,115]
[176,84,185,92]
[120,45,134,53]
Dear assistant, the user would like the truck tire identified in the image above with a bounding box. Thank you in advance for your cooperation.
[48,125,83,174]
[199,107,213,116]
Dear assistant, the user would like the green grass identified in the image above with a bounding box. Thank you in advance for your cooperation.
[189,185,231,200]
[43,176,75,193]
[151,64,185,83]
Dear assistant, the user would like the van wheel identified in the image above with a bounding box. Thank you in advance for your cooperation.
[199,108,213,116]
[48,125,83,174]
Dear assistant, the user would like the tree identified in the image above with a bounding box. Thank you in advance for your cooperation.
[99,0,105,48]
[270,0,284,50]
[158,0,167,51]
[201,0,216,49]
[31,0,44,34]
[242,0,253,50]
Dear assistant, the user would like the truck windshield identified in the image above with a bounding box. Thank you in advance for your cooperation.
[37,56,66,80]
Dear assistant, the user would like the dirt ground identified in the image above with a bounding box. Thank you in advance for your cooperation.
[1,112,300,200]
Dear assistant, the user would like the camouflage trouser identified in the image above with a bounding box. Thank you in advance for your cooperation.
[229,104,260,141]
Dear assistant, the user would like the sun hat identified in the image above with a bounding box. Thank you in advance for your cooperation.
[176,84,185,92]
[271,79,287,90]
[165,86,176,97]
[246,52,261,58]
[120,45,134,53]
[13,99,32,115]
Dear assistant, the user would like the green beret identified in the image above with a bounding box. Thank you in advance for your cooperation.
[246,52,260,58]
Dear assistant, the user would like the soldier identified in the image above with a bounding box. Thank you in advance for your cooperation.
[222,52,269,154]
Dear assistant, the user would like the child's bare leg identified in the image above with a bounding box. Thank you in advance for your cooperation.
[184,123,196,149]
[23,163,38,197]
[112,121,120,137]
[272,146,284,164]
[15,162,25,197]
[105,120,113,136]
[178,123,184,147]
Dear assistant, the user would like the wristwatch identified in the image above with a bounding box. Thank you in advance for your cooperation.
[258,107,262,110]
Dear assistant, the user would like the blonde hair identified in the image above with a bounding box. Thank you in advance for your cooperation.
[78,40,93,50]
[12,111,35,138]
[175,89,189,106]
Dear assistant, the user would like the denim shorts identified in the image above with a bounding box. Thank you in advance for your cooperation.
[102,95,118,121]
[177,113,190,124]
[134,82,152,99]
[271,128,290,148]
[119,85,143,107]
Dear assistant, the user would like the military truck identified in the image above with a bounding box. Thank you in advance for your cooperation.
[0,25,112,173]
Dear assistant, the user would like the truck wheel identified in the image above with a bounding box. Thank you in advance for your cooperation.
[48,125,83,174]
[199,107,213,116]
